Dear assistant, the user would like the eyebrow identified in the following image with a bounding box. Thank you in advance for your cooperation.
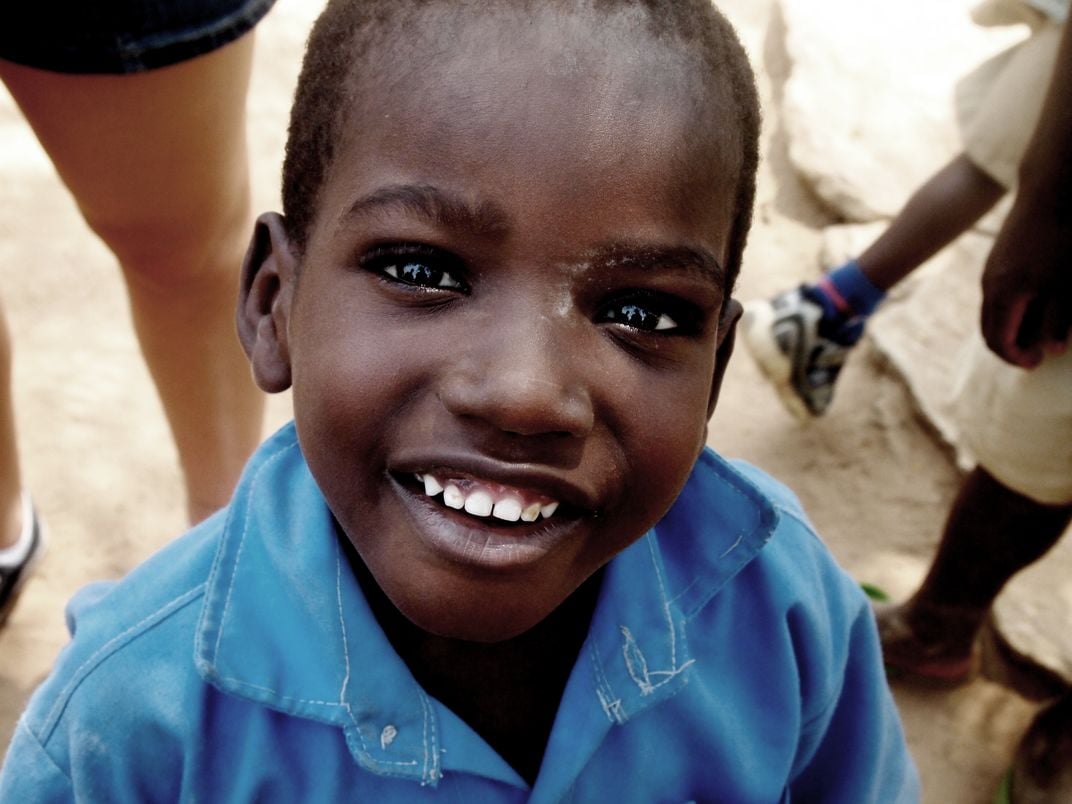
[586,242,725,288]
[342,184,511,237]
[342,184,725,287]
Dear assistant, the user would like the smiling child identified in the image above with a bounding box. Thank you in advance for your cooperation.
[0,1,919,800]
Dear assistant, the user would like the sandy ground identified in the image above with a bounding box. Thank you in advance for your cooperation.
[0,1,1057,801]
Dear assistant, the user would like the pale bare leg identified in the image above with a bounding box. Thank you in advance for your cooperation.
[0,303,22,548]
[1,35,266,524]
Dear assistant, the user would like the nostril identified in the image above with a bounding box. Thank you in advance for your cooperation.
[437,371,593,438]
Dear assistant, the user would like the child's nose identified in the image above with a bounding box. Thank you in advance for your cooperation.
[437,312,595,438]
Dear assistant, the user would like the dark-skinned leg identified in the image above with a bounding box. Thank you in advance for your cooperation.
[877,467,1072,681]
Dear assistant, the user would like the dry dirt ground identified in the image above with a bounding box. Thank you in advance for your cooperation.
[0,1,1059,801]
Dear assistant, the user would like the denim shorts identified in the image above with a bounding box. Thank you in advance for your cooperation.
[0,0,277,74]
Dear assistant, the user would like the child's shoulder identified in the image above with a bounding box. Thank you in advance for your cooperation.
[15,512,225,760]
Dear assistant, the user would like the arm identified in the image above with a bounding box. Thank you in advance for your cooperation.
[788,601,921,803]
[981,16,1072,367]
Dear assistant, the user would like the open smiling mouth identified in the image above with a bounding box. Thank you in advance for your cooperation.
[398,471,578,529]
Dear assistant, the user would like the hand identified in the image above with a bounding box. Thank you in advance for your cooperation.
[980,196,1071,368]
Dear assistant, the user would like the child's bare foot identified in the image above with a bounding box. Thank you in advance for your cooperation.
[1010,691,1072,804]
[873,600,982,685]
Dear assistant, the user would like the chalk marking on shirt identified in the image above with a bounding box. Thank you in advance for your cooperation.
[620,626,695,696]
[596,687,626,725]
[590,648,626,724]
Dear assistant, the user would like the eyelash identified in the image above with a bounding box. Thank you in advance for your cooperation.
[361,244,468,292]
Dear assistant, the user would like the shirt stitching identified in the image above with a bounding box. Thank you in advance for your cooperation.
[40,584,205,742]
[335,539,353,706]
[15,718,73,786]
[200,439,362,713]
[418,688,441,784]
[202,676,348,708]
[328,531,423,773]
[618,536,694,696]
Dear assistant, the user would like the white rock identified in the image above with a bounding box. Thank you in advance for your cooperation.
[779,0,1022,221]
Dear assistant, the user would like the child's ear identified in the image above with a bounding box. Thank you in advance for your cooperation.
[237,212,298,393]
[705,298,742,421]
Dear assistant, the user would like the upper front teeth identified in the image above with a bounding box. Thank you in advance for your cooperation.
[442,483,464,509]
[464,490,494,518]
[492,497,522,522]
[415,473,561,521]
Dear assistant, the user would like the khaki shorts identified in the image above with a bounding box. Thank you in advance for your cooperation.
[954,337,1072,505]
[955,15,1061,188]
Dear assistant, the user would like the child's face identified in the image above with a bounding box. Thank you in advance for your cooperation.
[244,9,744,642]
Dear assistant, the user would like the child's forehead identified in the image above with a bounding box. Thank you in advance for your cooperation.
[349,5,733,134]
[327,6,742,235]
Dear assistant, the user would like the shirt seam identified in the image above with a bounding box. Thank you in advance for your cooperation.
[13,717,73,787]
[37,583,206,744]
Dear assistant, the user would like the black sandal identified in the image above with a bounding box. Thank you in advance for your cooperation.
[0,493,46,627]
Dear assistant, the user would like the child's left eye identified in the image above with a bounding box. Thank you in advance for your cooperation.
[603,302,677,331]
[598,293,696,335]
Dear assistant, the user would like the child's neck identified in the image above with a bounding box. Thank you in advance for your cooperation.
[344,537,602,785]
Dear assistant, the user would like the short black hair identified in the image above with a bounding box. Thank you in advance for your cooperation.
[282,0,760,295]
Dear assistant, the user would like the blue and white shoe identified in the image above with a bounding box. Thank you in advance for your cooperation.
[740,287,854,419]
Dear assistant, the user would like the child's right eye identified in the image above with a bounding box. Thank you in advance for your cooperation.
[362,245,467,292]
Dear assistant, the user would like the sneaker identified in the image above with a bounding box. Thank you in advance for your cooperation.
[0,493,46,627]
[740,287,853,418]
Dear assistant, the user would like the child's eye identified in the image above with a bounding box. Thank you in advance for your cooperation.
[598,292,697,335]
[362,245,467,291]
[384,261,463,289]
[604,303,677,331]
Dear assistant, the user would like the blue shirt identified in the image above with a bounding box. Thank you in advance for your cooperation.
[1,423,919,802]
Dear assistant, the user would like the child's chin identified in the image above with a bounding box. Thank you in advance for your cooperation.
[398,593,555,643]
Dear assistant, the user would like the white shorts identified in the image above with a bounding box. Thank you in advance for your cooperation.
[955,16,1061,188]
[954,336,1072,505]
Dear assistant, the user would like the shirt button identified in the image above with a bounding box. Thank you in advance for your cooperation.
[380,724,398,749]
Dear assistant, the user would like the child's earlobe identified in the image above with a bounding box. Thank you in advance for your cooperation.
[236,212,297,393]
[706,298,742,420]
